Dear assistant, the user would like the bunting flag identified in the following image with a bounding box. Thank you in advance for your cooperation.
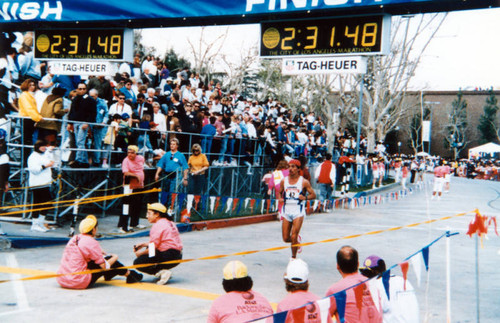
[313,200,319,212]
[250,199,256,212]
[261,198,265,213]
[236,198,244,214]
[272,311,288,323]
[422,247,430,271]
[180,209,190,223]
[266,199,271,213]
[216,196,224,213]
[382,270,391,300]
[226,197,233,213]
[274,199,279,212]
[232,198,239,212]
[353,285,364,318]
[333,291,347,323]
[411,254,422,287]
[287,307,306,322]
[194,195,201,209]
[400,262,409,291]
[307,200,311,214]
[200,195,207,213]
[186,194,194,213]
[177,193,186,210]
[244,197,250,209]
[317,298,331,323]
[209,196,216,214]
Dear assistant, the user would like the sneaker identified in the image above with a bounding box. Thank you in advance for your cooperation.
[118,228,133,234]
[156,269,172,285]
[102,163,109,169]
[31,223,48,233]
[134,224,146,229]
[126,271,143,284]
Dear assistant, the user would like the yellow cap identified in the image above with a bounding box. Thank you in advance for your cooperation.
[127,145,139,153]
[148,202,167,214]
[79,215,97,234]
[223,260,248,280]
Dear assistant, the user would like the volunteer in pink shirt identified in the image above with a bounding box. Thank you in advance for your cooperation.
[207,260,273,323]
[133,203,183,285]
[119,145,145,232]
[57,215,142,289]
[432,161,447,200]
[325,246,382,323]
[277,259,332,323]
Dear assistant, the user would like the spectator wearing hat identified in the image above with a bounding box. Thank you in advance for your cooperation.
[278,259,332,322]
[279,159,316,259]
[207,260,273,323]
[133,203,183,285]
[113,113,132,163]
[57,215,143,289]
[325,246,382,323]
[359,255,419,323]
[36,86,68,146]
[119,145,145,233]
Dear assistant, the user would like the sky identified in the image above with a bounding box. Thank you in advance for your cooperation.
[140,7,500,91]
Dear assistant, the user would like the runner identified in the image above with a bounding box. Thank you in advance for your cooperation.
[278,159,316,259]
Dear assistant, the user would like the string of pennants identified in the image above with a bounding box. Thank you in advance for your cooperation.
[249,231,454,323]
[161,182,429,222]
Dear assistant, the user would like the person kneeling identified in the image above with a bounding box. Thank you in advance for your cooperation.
[57,215,142,289]
[133,203,183,285]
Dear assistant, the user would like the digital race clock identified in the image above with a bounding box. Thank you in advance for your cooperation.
[260,15,391,57]
[34,29,134,61]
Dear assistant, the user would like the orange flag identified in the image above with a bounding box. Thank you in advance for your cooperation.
[353,284,364,319]
[400,261,409,291]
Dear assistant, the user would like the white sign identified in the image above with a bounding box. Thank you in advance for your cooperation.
[422,120,431,142]
[282,56,367,75]
[48,61,115,76]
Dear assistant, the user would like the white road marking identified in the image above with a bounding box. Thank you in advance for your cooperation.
[0,254,31,317]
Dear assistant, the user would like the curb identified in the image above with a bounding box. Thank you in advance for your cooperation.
[190,213,278,231]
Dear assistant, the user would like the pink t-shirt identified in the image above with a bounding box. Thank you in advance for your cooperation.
[402,166,409,178]
[207,290,273,323]
[150,218,183,252]
[325,272,382,323]
[277,290,332,323]
[434,166,446,178]
[122,155,145,189]
[57,234,105,289]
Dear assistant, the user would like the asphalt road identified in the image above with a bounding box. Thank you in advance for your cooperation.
[1,174,499,322]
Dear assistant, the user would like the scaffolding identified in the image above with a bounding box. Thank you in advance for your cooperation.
[1,114,273,224]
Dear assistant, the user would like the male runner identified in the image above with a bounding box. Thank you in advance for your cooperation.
[279,159,316,259]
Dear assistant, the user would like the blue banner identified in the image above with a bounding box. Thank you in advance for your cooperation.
[0,0,466,24]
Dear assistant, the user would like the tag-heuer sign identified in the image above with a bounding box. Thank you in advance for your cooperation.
[282,56,367,75]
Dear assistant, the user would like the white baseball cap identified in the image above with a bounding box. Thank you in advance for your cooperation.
[285,259,309,283]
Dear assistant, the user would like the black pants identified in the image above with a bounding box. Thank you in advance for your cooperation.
[31,186,52,219]
[118,187,143,230]
[134,249,182,275]
[410,170,417,183]
[87,257,128,288]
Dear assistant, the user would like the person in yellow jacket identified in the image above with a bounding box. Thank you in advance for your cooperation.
[18,78,43,166]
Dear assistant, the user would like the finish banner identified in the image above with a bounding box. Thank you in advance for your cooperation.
[0,0,465,24]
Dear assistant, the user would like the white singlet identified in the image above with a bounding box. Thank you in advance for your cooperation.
[281,176,306,221]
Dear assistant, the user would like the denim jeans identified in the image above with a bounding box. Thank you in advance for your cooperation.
[138,134,153,152]
[74,123,88,164]
[218,136,228,163]
[319,183,333,201]
[92,126,106,164]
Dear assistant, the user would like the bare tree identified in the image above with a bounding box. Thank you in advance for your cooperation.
[186,27,228,80]
[220,45,259,93]
[443,91,469,159]
[341,14,447,153]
